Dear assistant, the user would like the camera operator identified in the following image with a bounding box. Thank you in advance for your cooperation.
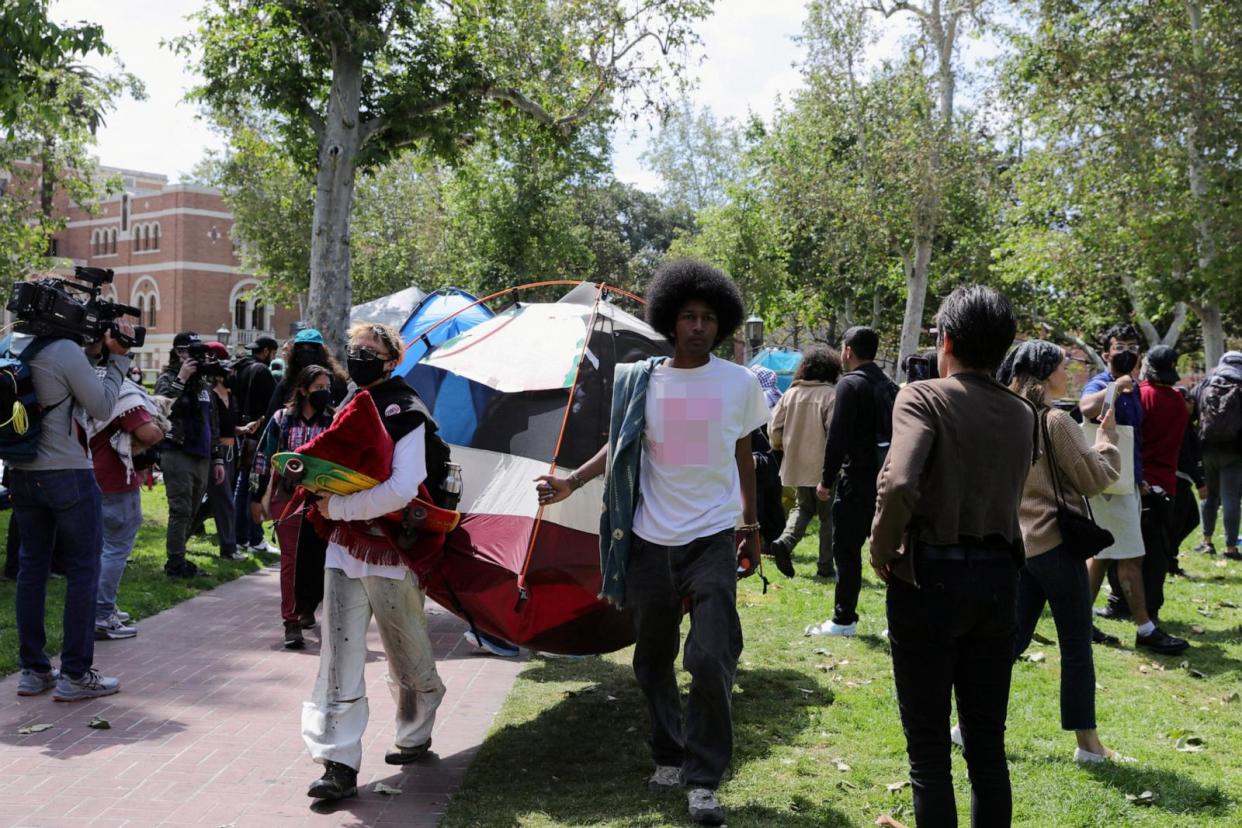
[199,341,249,561]
[229,335,278,554]
[10,317,135,702]
[155,332,225,578]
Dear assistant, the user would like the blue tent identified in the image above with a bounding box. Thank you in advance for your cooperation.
[749,347,802,391]
[397,288,495,445]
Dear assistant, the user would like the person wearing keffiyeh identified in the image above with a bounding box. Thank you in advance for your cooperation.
[749,364,783,409]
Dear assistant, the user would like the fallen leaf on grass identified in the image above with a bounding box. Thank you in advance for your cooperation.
[838,779,859,791]
[1125,791,1158,806]
[1025,652,1046,663]
[1138,665,1150,675]
[798,687,815,695]
[1220,600,1239,608]
[1197,609,1214,617]
[1191,625,1205,635]
[837,659,850,667]
[1174,735,1205,753]
[1223,691,1240,704]
[818,664,834,673]
[835,759,851,772]
[17,723,52,735]
[1214,560,1227,569]
[88,717,111,730]
[813,648,832,656]
[373,782,403,795]
[886,780,910,793]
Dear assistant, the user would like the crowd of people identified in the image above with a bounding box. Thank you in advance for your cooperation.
[5,259,1240,826]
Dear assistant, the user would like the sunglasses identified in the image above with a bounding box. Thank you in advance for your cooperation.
[347,346,390,362]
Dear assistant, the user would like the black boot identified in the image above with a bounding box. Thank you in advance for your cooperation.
[307,760,357,800]
[771,540,796,578]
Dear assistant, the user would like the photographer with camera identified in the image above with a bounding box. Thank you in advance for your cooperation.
[7,297,135,701]
[230,335,278,554]
[155,332,225,578]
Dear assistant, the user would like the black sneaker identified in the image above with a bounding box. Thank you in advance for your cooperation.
[284,622,305,650]
[1091,625,1120,646]
[770,540,795,578]
[1136,627,1189,655]
[385,738,432,765]
[1195,541,1216,555]
[687,788,726,825]
[164,558,200,579]
[1224,548,1242,561]
[816,566,836,579]
[1094,603,1132,621]
[299,614,317,629]
[307,760,357,800]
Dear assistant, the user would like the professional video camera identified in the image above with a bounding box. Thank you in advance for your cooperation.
[6,266,146,348]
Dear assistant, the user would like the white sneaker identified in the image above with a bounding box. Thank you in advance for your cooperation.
[804,620,857,637]
[1074,747,1135,764]
[647,765,681,791]
[248,541,278,554]
[950,724,964,748]
[95,614,137,640]
[115,609,131,622]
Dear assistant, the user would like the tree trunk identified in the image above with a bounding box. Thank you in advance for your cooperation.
[40,137,56,255]
[1182,0,1225,369]
[307,49,364,360]
[897,238,932,377]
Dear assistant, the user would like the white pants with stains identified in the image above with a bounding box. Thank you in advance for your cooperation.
[301,567,447,771]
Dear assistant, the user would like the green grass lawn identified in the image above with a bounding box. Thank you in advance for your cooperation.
[445,524,1242,827]
[0,485,276,678]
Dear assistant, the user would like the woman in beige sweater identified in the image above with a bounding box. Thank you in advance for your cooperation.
[1000,340,1128,763]
[769,346,841,578]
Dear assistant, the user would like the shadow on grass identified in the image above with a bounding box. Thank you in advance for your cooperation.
[428,656,847,827]
[1080,759,1233,817]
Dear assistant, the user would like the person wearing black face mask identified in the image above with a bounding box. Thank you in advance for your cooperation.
[303,321,447,803]
[1078,324,1188,655]
[250,365,336,649]
[263,329,349,423]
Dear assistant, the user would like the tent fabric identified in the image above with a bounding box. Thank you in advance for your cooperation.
[405,284,670,654]
[350,285,428,329]
[749,347,802,391]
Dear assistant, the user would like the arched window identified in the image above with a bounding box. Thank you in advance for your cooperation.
[146,295,157,328]
[151,223,160,250]
[90,230,99,256]
[108,228,117,254]
[130,277,159,330]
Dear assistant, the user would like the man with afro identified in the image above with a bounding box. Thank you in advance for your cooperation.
[536,259,769,826]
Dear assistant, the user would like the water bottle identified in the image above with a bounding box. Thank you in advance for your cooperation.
[442,462,463,510]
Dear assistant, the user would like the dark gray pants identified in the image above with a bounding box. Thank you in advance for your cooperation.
[774,485,834,574]
[626,529,742,790]
[162,448,209,561]
[204,456,237,556]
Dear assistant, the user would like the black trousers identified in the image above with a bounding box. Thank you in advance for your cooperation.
[831,485,875,625]
[888,555,1018,828]
[626,529,742,790]
[293,515,326,618]
[1107,491,1172,618]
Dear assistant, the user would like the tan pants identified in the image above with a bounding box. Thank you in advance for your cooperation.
[301,568,446,771]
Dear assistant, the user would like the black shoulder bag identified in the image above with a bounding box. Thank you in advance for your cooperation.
[1042,411,1114,560]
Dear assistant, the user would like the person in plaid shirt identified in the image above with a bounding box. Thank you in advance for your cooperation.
[251,365,336,649]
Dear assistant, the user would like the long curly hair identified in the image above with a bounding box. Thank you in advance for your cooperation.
[645,259,745,348]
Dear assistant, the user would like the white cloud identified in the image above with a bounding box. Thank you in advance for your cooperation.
[49,0,220,180]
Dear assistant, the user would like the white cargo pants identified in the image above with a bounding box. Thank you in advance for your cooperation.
[301,568,447,770]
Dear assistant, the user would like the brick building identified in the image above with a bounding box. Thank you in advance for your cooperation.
[40,165,299,375]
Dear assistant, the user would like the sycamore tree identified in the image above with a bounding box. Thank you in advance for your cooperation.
[177,0,712,355]
[640,101,741,214]
[1008,0,1242,366]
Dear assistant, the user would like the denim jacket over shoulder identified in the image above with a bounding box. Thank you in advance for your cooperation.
[599,356,666,607]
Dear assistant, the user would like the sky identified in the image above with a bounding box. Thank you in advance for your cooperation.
[47,0,909,191]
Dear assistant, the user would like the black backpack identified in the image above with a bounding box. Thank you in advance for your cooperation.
[0,337,66,464]
[406,392,455,508]
[1199,375,1242,446]
[870,372,900,469]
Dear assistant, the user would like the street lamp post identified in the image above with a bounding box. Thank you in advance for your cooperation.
[216,324,231,346]
[744,314,764,362]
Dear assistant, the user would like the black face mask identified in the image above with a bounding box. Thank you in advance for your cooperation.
[307,388,332,412]
[347,355,387,387]
[1110,350,1138,376]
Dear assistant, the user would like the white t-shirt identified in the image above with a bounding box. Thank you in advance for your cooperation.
[632,356,769,546]
[325,424,426,581]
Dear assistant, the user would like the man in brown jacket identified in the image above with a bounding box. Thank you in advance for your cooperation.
[870,285,1035,827]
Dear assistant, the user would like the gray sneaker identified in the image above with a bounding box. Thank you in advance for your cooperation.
[53,669,120,702]
[647,764,682,791]
[16,668,59,696]
[115,609,131,622]
[687,788,725,825]
[95,614,138,640]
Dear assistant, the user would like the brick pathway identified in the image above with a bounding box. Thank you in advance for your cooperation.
[0,565,524,828]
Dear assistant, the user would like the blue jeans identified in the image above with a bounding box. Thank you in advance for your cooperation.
[233,466,263,547]
[1013,545,1096,731]
[97,489,143,623]
[1202,447,1242,547]
[10,469,103,677]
